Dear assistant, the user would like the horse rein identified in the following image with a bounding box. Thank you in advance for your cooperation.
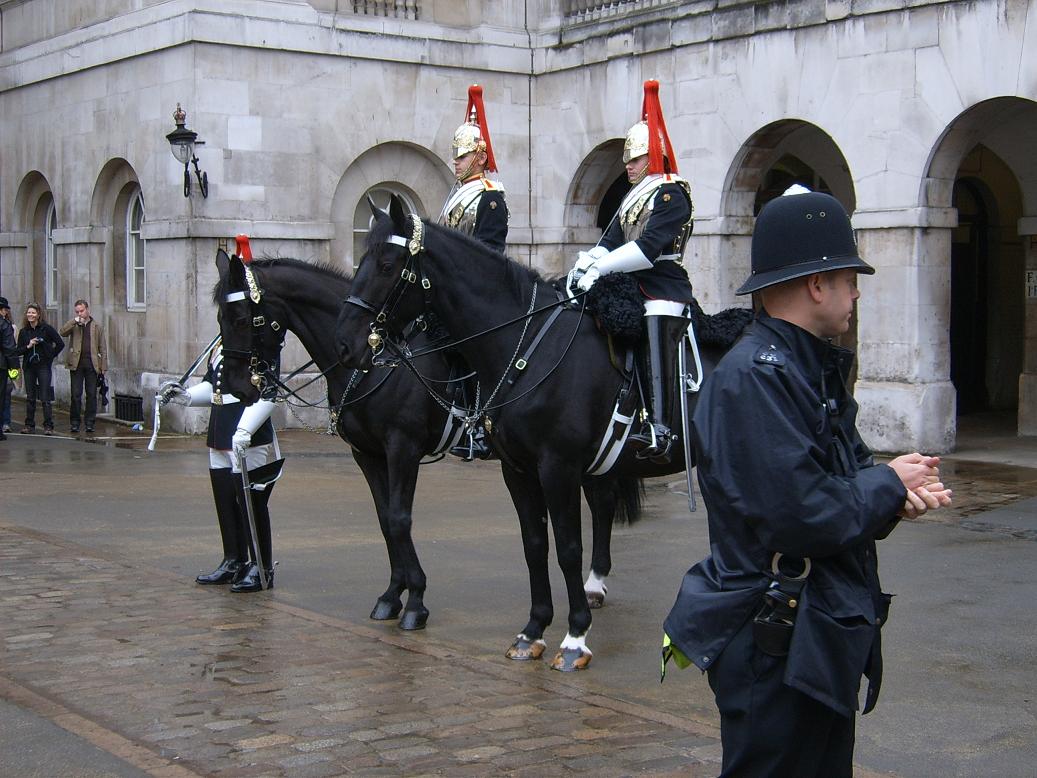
[347,215,589,418]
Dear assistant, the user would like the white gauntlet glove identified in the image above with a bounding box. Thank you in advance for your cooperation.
[232,399,277,458]
[576,241,653,292]
[567,245,609,295]
[158,380,187,406]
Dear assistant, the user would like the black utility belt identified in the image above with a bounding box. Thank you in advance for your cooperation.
[753,553,811,657]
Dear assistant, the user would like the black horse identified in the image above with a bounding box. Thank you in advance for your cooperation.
[336,196,746,670]
[212,249,643,631]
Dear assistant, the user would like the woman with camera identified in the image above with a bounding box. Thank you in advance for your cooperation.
[17,303,64,435]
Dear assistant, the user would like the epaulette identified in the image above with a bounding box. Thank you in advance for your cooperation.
[753,344,785,367]
[482,177,505,194]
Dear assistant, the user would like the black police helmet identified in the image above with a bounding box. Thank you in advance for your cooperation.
[736,191,874,295]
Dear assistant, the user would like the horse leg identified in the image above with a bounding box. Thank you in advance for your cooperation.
[383,440,428,630]
[581,478,615,609]
[353,450,405,621]
[501,462,552,661]
[542,458,594,672]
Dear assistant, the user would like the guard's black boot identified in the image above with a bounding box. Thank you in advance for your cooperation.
[230,563,275,593]
[231,479,275,593]
[196,468,248,585]
[628,315,689,464]
[450,425,495,461]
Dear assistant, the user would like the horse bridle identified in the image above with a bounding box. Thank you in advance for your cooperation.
[344,215,432,362]
[219,262,286,392]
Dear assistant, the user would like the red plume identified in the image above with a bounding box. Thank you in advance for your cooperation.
[464,84,498,173]
[235,234,253,263]
[641,80,678,176]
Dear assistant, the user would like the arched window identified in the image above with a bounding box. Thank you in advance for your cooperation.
[351,185,418,272]
[126,190,146,309]
[44,201,58,308]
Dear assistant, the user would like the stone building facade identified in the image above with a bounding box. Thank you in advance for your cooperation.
[1,0,1034,449]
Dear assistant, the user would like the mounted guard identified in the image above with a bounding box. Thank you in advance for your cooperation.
[438,84,509,254]
[570,79,695,464]
[439,84,510,459]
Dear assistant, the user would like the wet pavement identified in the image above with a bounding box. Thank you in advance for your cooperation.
[1,404,1036,777]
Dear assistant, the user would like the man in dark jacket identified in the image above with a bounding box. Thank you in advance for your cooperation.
[663,190,952,777]
[0,297,17,441]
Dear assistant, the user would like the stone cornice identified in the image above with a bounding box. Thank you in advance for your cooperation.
[0,0,965,90]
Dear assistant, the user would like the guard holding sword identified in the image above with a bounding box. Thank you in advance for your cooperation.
[160,339,282,592]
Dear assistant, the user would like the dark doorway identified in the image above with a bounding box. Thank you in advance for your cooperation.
[950,178,991,415]
[596,173,630,232]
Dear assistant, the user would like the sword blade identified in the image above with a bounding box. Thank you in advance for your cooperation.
[236,452,269,590]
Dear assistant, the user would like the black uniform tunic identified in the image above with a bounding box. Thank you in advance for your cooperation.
[664,312,905,717]
[600,179,694,303]
[203,356,274,451]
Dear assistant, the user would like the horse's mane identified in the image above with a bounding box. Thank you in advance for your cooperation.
[366,213,548,288]
[211,256,350,305]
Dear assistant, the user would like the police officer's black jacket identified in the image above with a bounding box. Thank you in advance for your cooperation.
[664,312,905,717]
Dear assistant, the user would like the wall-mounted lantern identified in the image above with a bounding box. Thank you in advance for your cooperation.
[166,103,209,198]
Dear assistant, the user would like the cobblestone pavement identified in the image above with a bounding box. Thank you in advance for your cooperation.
[0,524,719,777]
[1,406,1035,777]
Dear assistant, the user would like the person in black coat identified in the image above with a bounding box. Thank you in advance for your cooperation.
[662,191,953,777]
[0,297,18,441]
[17,303,64,434]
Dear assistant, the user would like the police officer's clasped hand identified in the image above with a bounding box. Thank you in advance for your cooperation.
[232,427,253,458]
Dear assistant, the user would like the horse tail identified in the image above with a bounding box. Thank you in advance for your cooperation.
[611,475,645,526]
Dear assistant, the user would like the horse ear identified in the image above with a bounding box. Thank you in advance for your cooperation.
[216,248,230,278]
[367,195,385,219]
[388,194,408,232]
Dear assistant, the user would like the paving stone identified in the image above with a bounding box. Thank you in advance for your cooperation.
[0,527,722,776]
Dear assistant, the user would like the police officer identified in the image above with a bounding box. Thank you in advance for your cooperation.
[662,190,953,776]
[573,80,694,462]
[164,342,281,592]
[438,84,508,254]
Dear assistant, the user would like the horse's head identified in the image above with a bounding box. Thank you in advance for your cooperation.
[336,194,427,369]
[213,249,285,404]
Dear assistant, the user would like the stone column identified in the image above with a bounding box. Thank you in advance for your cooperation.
[852,207,958,454]
[1018,217,1037,436]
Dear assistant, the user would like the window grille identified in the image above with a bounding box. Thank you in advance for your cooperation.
[127,190,147,310]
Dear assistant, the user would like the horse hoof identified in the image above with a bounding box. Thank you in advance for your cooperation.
[586,591,605,609]
[505,636,546,661]
[398,608,429,631]
[370,599,402,620]
[550,647,593,672]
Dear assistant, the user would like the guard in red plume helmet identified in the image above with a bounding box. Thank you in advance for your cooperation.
[438,84,509,254]
[441,86,510,461]
[568,79,695,463]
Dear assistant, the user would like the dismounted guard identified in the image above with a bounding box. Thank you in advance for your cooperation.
[661,190,953,776]
[438,84,509,254]
[163,340,283,592]
[572,79,695,463]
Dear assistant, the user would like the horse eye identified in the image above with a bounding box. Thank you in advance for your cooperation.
[378,261,394,275]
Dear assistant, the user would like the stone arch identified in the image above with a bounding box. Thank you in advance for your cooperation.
[90,158,143,312]
[922,97,1037,434]
[563,138,626,248]
[710,120,855,307]
[13,171,57,308]
[329,141,452,270]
